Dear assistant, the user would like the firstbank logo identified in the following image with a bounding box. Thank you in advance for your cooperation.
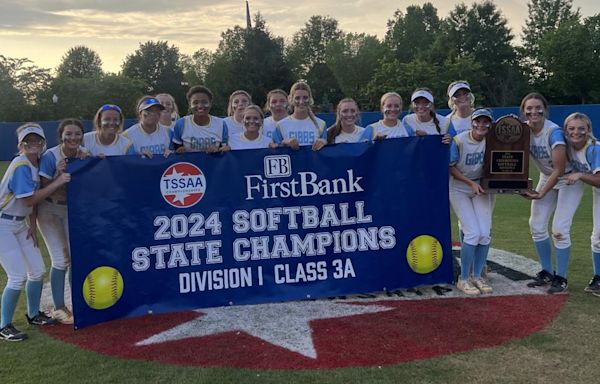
[264,155,291,178]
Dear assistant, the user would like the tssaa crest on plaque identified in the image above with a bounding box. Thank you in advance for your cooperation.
[481,115,533,193]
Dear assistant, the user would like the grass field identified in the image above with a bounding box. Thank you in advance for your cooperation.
[0,160,598,384]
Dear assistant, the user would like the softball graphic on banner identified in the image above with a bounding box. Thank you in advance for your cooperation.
[82,266,124,310]
[406,235,443,274]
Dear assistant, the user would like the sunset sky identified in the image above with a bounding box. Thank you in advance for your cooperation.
[1,0,598,73]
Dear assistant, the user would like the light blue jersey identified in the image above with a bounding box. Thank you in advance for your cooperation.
[123,123,173,155]
[367,120,415,138]
[568,139,600,175]
[402,113,453,135]
[322,125,374,144]
[529,119,568,176]
[450,130,486,181]
[223,117,244,137]
[172,115,228,152]
[39,146,69,202]
[83,132,135,156]
[272,116,326,146]
[0,155,38,217]
[446,112,472,137]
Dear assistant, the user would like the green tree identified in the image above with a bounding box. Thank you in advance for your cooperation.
[285,15,343,78]
[56,46,103,79]
[121,41,186,107]
[180,48,214,87]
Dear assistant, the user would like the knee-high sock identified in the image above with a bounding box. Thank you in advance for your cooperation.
[534,238,553,274]
[474,244,490,278]
[593,252,600,276]
[460,244,476,281]
[25,280,43,318]
[50,267,66,309]
[555,246,571,279]
[1,288,21,328]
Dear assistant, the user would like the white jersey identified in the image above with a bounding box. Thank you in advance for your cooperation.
[263,116,284,140]
[39,146,69,203]
[272,115,326,146]
[567,139,600,175]
[367,120,415,138]
[450,130,486,181]
[83,132,134,156]
[229,132,272,150]
[446,112,472,136]
[529,119,568,176]
[123,123,172,155]
[323,125,373,144]
[402,113,452,135]
[159,121,176,132]
[223,116,244,137]
[172,115,228,152]
[0,155,38,217]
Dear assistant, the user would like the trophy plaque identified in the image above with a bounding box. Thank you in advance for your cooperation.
[481,115,532,193]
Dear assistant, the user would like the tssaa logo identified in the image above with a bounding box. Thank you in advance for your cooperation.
[160,162,206,208]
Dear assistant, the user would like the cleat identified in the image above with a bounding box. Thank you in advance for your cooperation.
[26,311,58,326]
[457,279,480,296]
[527,270,554,288]
[584,275,600,296]
[547,275,568,294]
[52,307,74,325]
[472,278,493,294]
[0,324,27,342]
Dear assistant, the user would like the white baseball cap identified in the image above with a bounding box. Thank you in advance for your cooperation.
[17,124,46,144]
[410,90,434,103]
[448,81,471,98]
[471,108,493,121]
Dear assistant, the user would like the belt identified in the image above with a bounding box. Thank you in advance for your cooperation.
[0,213,26,221]
[45,197,67,205]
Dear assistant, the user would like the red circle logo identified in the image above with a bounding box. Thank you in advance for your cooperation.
[160,162,206,208]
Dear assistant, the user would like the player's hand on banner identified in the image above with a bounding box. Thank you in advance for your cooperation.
[415,129,428,137]
[441,134,452,145]
[97,153,106,159]
[163,148,172,158]
[374,134,387,141]
[219,144,231,153]
[56,172,71,186]
[312,138,326,151]
[175,146,186,154]
[57,159,67,173]
[268,142,280,149]
[77,148,90,160]
[142,150,154,159]
[283,138,299,150]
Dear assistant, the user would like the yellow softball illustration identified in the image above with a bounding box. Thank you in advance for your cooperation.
[82,266,124,310]
[406,235,443,274]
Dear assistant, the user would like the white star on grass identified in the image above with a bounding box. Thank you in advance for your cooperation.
[136,301,392,358]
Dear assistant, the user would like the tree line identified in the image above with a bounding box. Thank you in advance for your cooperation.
[1,0,598,122]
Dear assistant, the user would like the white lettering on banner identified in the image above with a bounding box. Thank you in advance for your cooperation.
[131,240,223,272]
[179,267,255,293]
[244,170,364,200]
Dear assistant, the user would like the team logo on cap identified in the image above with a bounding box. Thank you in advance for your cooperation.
[160,162,206,208]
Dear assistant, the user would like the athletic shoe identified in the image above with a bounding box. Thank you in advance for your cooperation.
[527,270,554,288]
[547,275,568,294]
[52,307,74,325]
[26,311,58,326]
[584,275,600,296]
[472,278,493,294]
[0,324,27,342]
[457,279,480,296]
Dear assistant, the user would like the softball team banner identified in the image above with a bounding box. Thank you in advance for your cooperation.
[68,137,452,329]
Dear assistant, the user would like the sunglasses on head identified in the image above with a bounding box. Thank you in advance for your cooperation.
[100,104,122,113]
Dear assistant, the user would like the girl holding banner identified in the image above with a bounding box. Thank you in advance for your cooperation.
[367,92,414,139]
[83,104,135,157]
[314,98,372,150]
[224,90,252,137]
[229,105,273,150]
[402,88,452,144]
[123,96,172,158]
[262,89,289,140]
[0,123,71,341]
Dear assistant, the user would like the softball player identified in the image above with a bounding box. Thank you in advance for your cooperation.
[446,81,475,136]
[123,96,172,158]
[562,113,600,296]
[402,88,453,144]
[172,85,229,153]
[83,104,135,157]
[367,92,415,139]
[224,90,252,137]
[156,93,179,131]
[263,89,289,140]
[449,109,495,295]
[272,81,326,150]
[229,105,273,150]
[1,124,71,341]
[314,98,373,150]
[522,93,582,293]
[37,119,88,325]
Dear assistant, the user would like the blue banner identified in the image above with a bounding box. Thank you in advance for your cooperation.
[68,136,453,329]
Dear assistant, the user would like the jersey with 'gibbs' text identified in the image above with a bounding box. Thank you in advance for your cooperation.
[123,123,172,155]
[529,119,569,176]
[567,139,600,175]
[172,115,228,152]
[272,116,326,146]
[450,130,486,181]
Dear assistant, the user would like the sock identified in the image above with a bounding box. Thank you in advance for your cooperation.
[534,238,553,274]
[593,252,600,276]
[460,244,476,281]
[555,246,571,279]
[1,288,21,328]
[50,267,66,309]
[474,244,490,278]
[25,280,43,319]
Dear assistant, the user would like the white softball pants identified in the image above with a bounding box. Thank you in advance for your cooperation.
[450,181,494,246]
[0,219,45,290]
[592,187,600,252]
[37,201,70,270]
[529,173,584,249]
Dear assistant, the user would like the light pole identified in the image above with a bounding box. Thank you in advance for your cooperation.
[52,94,58,120]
